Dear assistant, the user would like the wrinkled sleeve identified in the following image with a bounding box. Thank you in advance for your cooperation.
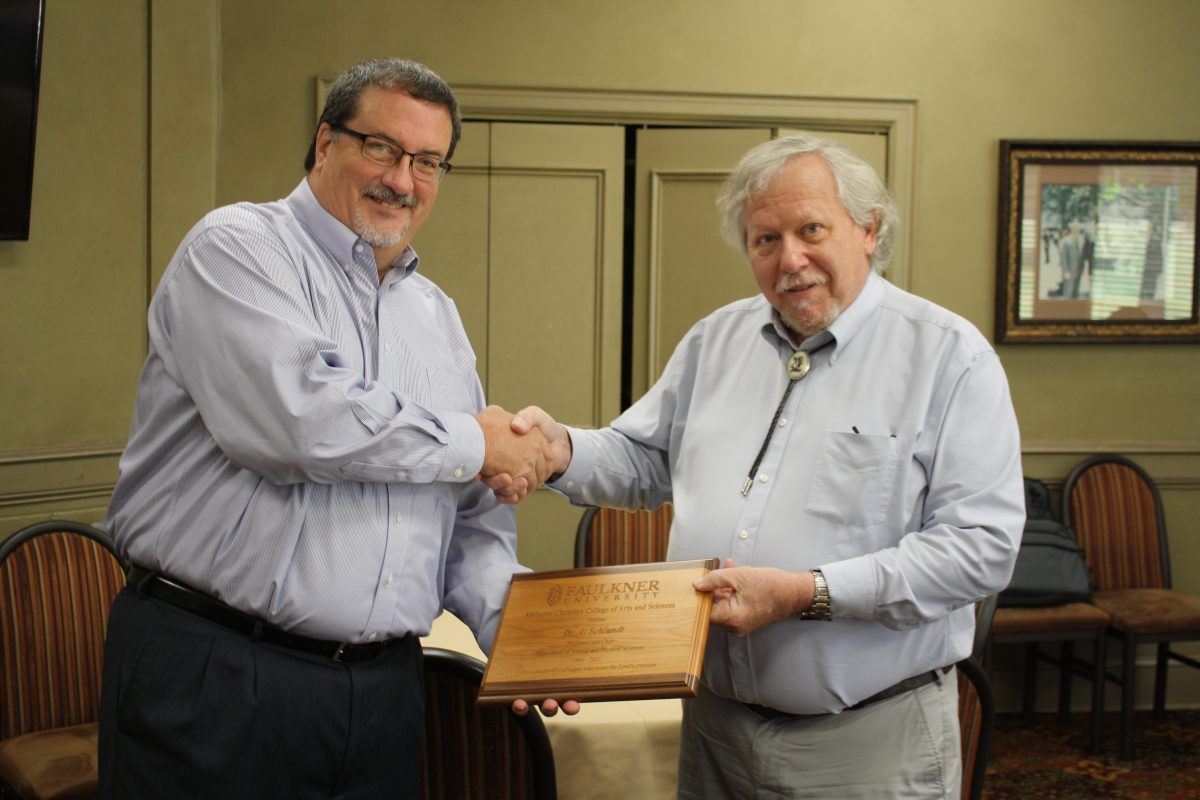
[153,223,483,486]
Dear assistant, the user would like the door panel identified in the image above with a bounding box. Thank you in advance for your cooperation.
[412,121,491,387]
[633,128,771,394]
[488,122,625,428]
[412,121,624,571]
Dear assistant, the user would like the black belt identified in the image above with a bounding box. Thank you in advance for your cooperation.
[127,565,399,664]
[743,665,953,720]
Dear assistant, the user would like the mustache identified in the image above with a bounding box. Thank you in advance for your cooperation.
[775,273,827,293]
[362,185,417,207]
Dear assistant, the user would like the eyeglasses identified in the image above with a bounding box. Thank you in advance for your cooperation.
[331,124,452,182]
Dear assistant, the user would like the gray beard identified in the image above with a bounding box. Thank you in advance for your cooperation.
[353,207,410,250]
[780,301,842,340]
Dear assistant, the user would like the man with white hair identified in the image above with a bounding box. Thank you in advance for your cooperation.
[495,134,1024,798]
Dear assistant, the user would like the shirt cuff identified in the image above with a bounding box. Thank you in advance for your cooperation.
[816,556,878,620]
[547,426,596,497]
[436,411,486,482]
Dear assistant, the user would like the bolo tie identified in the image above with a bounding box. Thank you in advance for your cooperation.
[741,349,813,496]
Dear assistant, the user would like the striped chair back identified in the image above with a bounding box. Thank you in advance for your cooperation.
[1064,455,1168,591]
[574,504,674,568]
[0,522,126,739]
[420,648,556,799]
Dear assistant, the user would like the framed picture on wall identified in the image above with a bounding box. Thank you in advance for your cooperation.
[995,140,1200,343]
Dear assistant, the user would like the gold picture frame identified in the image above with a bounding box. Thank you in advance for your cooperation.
[995,140,1200,343]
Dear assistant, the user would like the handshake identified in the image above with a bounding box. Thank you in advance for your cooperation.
[474,405,569,505]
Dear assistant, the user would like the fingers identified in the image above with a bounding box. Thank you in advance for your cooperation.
[477,405,573,507]
[476,405,555,489]
[692,558,740,592]
[510,698,582,716]
[480,473,530,505]
[509,405,547,435]
[694,566,808,637]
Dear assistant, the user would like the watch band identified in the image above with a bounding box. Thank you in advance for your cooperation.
[799,568,832,621]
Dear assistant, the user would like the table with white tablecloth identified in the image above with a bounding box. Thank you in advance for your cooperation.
[421,612,683,800]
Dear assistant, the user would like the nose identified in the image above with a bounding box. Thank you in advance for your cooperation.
[380,155,418,194]
[778,235,809,273]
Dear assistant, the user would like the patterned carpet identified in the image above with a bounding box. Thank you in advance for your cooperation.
[983,710,1200,799]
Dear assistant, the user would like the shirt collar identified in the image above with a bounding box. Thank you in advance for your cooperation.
[759,269,887,355]
[287,178,420,279]
[825,269,885,354]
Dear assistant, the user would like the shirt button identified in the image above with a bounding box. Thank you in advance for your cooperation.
[385,342,393,353]
[759,474,770,483]
[386,574,394,586]
[453,467,464,478]
[355,243,364,253]
[396,470,408,480]
[565,481,575,489]
[395,514,404,524]
[735,650,746,660]
[367,632,377,641]
[739,530,749,540]
[778,418,788,427]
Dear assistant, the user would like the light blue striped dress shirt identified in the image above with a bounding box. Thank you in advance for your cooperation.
[107,179,524,650]
[553,271,1025,714]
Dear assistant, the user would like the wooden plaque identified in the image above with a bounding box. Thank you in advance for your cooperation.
[477,559,718,705]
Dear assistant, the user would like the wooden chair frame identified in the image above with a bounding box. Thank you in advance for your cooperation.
[1063,453,1200,760]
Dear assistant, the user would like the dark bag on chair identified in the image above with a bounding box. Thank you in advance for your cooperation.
[998,517,1093,607]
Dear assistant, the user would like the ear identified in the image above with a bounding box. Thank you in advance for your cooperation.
[311,123,336,174]
[862,214,879,258]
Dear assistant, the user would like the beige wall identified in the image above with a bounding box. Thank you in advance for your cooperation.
[2,0,1198,704]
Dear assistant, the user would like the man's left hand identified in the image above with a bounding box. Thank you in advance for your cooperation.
[692,558,815,636]
[511,697,581,717]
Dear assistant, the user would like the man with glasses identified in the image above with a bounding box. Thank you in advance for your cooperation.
[99,58,560,798]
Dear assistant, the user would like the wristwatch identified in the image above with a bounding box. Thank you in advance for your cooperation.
[799,568,832,621]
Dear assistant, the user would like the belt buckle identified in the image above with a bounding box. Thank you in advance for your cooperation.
[332,642,351,662]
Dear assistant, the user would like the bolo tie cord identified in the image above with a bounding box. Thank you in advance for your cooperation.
[741,349,813,496]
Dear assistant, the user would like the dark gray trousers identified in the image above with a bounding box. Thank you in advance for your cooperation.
[99,588,423,799]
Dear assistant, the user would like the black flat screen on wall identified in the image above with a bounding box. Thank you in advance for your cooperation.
[0,0,45,240]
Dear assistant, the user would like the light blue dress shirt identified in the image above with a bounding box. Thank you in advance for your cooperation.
[553,271,1024,713]
[107,179,523,650]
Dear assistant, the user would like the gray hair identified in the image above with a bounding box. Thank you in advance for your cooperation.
[715,133,899,272]
[304,58,462,171]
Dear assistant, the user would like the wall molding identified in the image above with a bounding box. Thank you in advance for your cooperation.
[1022,441,1200,455]
[0,444,124,466]
[0,445,122,510]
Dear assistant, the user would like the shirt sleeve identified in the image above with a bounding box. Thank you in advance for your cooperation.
[819,350,1025,628]
[441,480,529,655]
[550,326,694,510]
[152,221,484,486]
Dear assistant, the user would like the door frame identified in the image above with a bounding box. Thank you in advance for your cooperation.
[450,85,918,291]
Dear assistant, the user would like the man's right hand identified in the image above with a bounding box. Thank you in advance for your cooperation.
[481,405,573,504]
[475,406,554,501]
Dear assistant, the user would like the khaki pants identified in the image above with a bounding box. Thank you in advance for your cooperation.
[678,671,961,799]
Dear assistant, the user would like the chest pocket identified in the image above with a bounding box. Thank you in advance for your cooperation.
[805,431,900,527]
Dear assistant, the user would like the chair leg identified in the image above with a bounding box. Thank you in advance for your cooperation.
[1022,643,1039,722]
[1058,640,1074,725]
[1089,631,1105,756]
[1153,641,1169,720]
[1120,635,1137,760]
